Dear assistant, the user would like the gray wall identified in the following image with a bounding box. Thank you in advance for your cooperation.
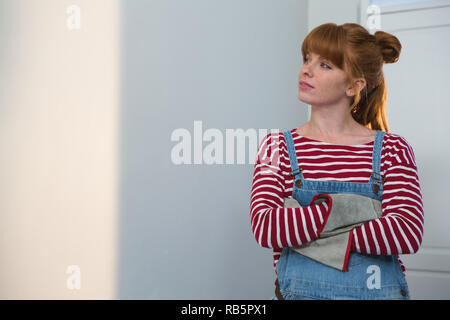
[308,0,358,30]
[118,0,309,299]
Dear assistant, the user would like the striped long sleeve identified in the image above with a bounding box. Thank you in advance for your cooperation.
[250,128,424,273]
[250,132,331,251]
[350,136,424,256]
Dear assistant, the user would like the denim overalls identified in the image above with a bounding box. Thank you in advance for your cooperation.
[273,129,410,300]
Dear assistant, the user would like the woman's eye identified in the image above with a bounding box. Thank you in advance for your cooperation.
[303,57,331,69]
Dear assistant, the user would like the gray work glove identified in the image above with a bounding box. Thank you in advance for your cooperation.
[311,193,382,238]
[284,193,382,271]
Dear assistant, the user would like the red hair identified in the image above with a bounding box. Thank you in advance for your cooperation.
[301,23,402,132]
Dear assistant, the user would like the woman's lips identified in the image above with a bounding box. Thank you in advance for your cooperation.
[299,81,314,90]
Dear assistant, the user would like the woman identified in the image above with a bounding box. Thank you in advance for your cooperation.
[250,23,424,300]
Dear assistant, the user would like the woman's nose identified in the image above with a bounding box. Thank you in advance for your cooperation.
[301,64,312,77]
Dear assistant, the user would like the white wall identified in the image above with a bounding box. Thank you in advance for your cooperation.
[0,0,119,299]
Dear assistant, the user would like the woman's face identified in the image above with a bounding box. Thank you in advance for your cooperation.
[297,52,352,106]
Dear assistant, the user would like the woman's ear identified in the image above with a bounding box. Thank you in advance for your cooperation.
[346,78,367,97]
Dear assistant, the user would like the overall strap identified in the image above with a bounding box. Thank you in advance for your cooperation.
[282,130,301,177]
[371,130,386,186]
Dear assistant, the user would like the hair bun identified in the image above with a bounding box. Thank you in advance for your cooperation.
[374,30,402,63]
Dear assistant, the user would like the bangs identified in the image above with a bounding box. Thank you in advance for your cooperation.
[301,23,346,70]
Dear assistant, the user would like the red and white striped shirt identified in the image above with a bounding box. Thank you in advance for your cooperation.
[250,128,424,274]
